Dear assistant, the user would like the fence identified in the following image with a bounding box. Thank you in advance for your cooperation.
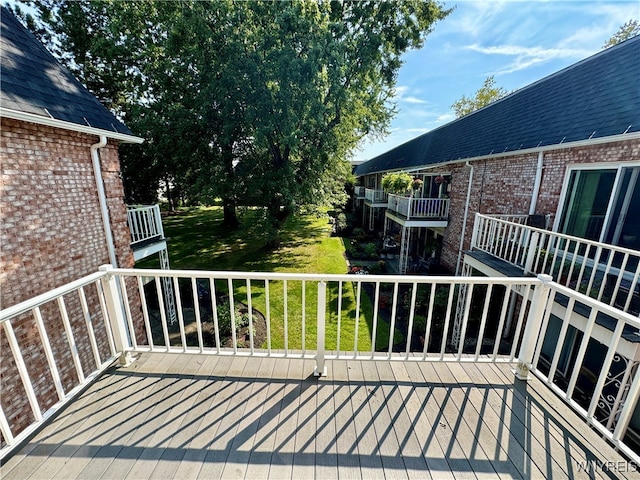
[1,267,639,462]
[126,204,164,244]
[471,213,640,316]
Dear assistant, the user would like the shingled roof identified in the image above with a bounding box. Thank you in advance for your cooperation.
[355,35,640,176]
[0,7,140,142]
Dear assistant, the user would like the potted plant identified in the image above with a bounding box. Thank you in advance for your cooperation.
[434,175,447,185]
[382,172,413,195]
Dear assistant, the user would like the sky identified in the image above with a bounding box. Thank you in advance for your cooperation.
[352,0,640,163]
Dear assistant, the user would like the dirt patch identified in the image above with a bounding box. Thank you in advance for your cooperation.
[159,302,268,349]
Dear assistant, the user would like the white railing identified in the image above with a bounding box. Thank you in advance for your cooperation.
[126,204,164,244]
[364,188,387,203]
[528,279,640,463]
[1,267,639,462]
[387,194,450,219]
[0,269,124,459]
[471,213,640,316]
[354,186,365,198]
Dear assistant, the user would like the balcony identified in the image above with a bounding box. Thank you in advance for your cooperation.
[354,185,366,199]
[386,194,449,225]
[468,213,640,316]
[1,267,639,476]
[126,205,168,262]
[364,188,388,206]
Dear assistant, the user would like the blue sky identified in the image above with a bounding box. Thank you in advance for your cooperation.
[353,0,640,162]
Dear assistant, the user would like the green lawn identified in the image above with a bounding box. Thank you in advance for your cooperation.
[138,207,400,351]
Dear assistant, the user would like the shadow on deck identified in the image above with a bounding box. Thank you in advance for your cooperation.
[1,353,634,480]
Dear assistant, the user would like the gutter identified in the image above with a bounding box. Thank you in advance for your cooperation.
[456,161,474,275]
[0,107,144,144]
[353,130,640,178]
[91,136,118,267]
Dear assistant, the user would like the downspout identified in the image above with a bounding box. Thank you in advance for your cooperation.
[456,161,474,275]
[91,136,118,267]
[529,151,544,215]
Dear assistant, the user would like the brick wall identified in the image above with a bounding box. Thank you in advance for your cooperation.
[415,139,640,273]
[0,118,144,443]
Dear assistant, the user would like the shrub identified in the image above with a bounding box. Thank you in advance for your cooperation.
[362,242,378,257]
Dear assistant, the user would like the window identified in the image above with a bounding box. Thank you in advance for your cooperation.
[558,166,640,251]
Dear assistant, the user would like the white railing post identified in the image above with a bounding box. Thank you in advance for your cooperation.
[153,205,164,238]
[470,213,481,250]
[523,231,540,274]
[98,265,133,365]
[515,274,553,380]
[314,281,327,377]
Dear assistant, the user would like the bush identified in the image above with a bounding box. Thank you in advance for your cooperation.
[362,242,377,257]
[215,301,253,338]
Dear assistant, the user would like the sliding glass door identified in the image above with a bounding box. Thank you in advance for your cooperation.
[559,166,640,251]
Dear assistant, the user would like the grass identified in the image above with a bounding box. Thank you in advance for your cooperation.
[137,207,401,351]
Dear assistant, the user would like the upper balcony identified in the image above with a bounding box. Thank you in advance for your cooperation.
[467,213,640,317]
[126,205,168,261]
[1,267,639,475]
[364,188,388,206]
[386,194,450,227]
[354,185,366,199]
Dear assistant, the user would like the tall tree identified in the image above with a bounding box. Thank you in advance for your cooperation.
[451,75,508,118]
[15,0,450,237]
[603,19,640,48]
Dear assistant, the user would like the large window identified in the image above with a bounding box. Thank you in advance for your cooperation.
[559,166,640,251]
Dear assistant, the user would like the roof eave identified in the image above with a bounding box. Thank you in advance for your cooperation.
[0,107,144,144]
[354,131,640,177]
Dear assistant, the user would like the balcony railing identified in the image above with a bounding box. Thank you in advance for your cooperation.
[471,213,640,316]
[126,204,164,244]
[1,266,639,462]
[364,188,387,204]
[354,186,365,198]
[387,194,450,220]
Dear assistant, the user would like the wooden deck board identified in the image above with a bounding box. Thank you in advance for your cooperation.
[482,362,628,480]
[1,353,634,480]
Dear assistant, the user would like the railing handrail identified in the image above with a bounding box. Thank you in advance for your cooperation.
[109,267,539,286]
[126,204,164,243]
[0,271,107,322]
[477,213,640,258]
[2,266,640,463]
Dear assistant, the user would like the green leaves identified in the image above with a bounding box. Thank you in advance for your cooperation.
[19,0,449,232]
[451,75,509,118]
[382,172,414,195]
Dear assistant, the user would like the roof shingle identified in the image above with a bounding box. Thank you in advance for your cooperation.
[355,36,640,176]
[0,7,135,137]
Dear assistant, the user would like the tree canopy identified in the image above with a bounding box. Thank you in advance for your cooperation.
[603,19,640,48]
[14,0,450,237]
[450,75,508,118]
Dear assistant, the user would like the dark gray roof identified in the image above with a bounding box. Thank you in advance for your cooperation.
[0,7,135,137]
[355,35,640,176]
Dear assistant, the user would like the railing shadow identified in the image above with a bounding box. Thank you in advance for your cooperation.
[3,355,625,479]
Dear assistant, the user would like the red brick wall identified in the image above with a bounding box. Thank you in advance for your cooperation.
[0,118,144,444]
[415,139,640,273]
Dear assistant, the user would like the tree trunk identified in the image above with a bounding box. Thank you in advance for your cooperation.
[219,141,239,229]
[165,176,174,211]
[222,198,239,229]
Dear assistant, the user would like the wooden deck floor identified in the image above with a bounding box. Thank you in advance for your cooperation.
[1,353,635,480]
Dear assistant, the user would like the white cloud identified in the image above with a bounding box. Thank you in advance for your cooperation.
[436,112,456,124]
[465,43,591,74]
[393,85,430,106]
[403,96,428,105]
